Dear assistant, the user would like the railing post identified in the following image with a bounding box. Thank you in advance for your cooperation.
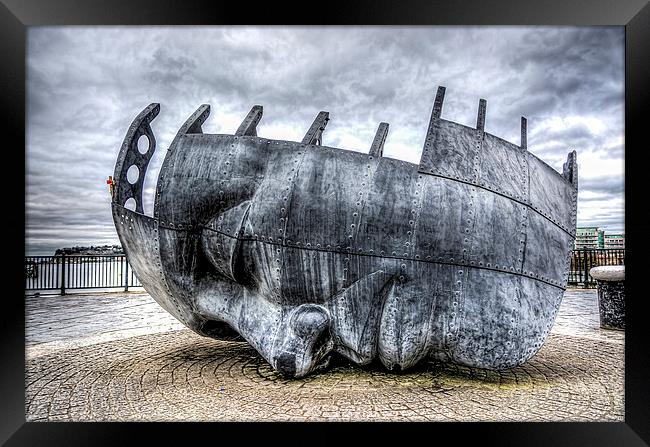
[124,256,129,292]
[577,249,582,284]
[583,249,589,288]
[60,253,66,295]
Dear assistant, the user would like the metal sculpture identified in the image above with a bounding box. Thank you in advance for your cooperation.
[111,86,578,378]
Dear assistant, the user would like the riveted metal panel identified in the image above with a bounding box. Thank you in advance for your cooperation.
[378,262,453,370]
[454,269,560,369]
[283,145,375,251]
[244,140,306,242]
[241,140,310,308]
[453,269,524,369]
[517,276,565,360]
[277,247,387,309]
[528,153,577,236]
[242,238,286,304]
[413,176,472,262]
[466,189,524,271]
[354,157,417,258]
[112,204,195,327]
[327,267,394,364]
[478,133,529,200]
[156,134,267,227]
[523,209,575,285]
[278,248,345,306]
[419,120,477,182]
[409,262,459,364]
[157,226,200,306]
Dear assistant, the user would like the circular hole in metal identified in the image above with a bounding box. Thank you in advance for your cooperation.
[137,134,149,154]
[126,165,139,184]
[124,198,137,211]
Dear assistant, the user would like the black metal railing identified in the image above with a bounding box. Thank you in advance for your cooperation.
[25,254,142,295]
[25,249,623,294]
[568,248,625,287]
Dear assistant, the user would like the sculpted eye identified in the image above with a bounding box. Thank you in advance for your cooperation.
[201,201,254,285]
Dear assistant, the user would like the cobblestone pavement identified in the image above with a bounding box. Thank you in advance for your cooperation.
[24,288,624,421]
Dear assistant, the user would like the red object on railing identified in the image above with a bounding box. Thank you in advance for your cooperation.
[106,176,115,198]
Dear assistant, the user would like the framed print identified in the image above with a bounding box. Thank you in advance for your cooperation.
[3,0,649,444]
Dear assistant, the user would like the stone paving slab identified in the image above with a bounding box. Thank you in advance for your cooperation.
[24,288,625,421]
[552,289,624,344]
[26,291,184,357]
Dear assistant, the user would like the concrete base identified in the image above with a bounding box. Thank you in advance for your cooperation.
[589,265,625,331]
[596,280,625,330]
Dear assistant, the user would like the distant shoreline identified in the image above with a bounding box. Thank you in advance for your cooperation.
[26,244,124,257]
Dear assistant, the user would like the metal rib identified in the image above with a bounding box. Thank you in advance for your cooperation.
[369,122,389,158]
[302,111,329,145]
[235,105,263,136]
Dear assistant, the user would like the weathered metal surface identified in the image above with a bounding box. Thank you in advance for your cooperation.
[235,105,263,136]
[369,122,389,158]
[112,103,159,214]
[302,111,330,145]
[111,86,578,378]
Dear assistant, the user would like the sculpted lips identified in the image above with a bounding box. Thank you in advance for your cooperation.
[111,86,577,378]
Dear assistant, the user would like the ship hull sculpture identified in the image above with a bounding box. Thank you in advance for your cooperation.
[111,87,578,378]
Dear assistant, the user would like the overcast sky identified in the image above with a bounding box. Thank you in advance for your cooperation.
[26,26,624,255]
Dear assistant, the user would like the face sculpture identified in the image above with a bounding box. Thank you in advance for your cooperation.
[111,86,578,378]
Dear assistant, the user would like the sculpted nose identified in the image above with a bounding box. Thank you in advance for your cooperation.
[273,304,333,378]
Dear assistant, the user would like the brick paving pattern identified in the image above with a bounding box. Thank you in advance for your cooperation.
[25,288,624,421]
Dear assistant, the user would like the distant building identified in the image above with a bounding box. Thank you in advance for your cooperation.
[574,227,625,250]
[574,227,604,249]
[604,233,625,249]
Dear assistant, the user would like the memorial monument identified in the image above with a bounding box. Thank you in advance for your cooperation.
[110,86,578,378]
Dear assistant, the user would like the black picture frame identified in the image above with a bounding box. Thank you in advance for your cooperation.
[3,0,648,445]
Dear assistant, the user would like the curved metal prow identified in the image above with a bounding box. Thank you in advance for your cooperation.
[113,103,160,214]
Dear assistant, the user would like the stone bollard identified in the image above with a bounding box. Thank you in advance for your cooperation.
[589,265,625,330]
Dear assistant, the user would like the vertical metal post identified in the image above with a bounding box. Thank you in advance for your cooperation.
[124,256,129,292]
[60,253,66,295]
[583,250,589,288]
[580,248,587,288]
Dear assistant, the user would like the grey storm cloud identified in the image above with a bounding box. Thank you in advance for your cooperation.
[26,26,624,255]
[579,175,625,197]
